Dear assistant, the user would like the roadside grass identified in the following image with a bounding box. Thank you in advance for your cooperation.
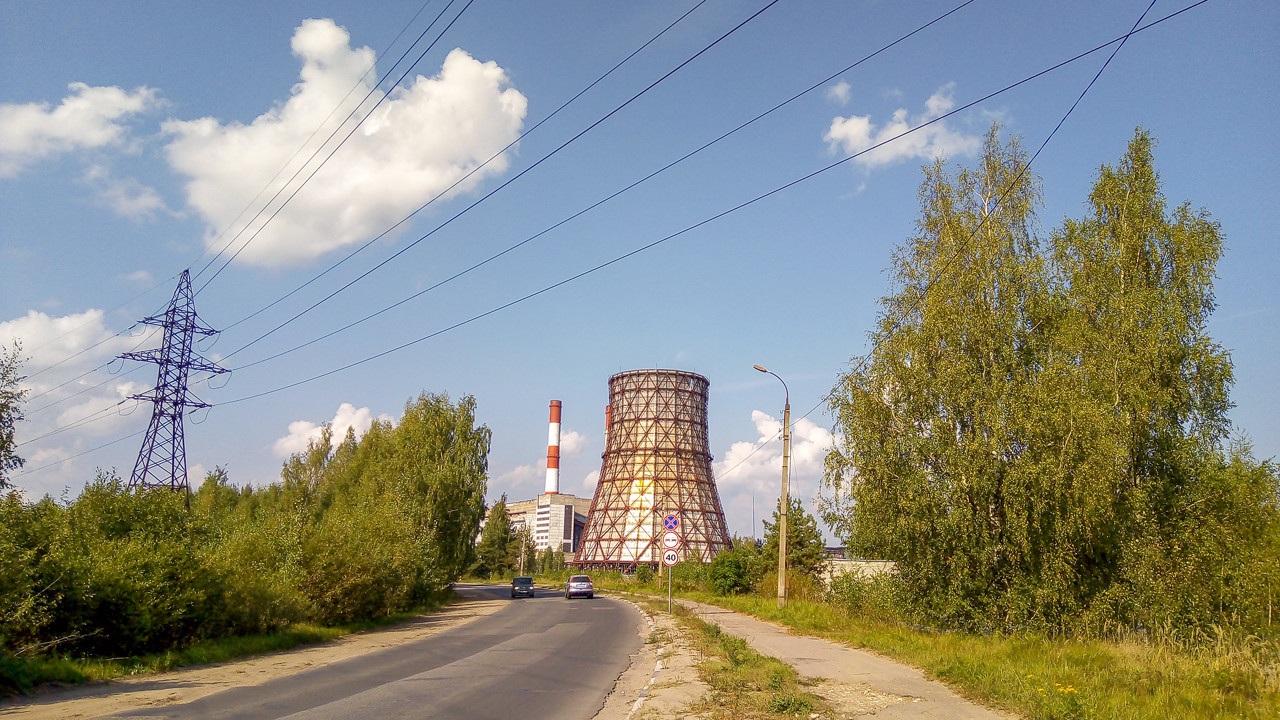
[1,599,449,698]
[598,576,1279,720]
[683,590,1278,720]
[639,598,826,719]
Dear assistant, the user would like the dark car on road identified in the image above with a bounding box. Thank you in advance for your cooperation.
[511,576,535,598]
[565,575,594,599]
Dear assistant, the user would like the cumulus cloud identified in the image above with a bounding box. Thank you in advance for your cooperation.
[826,81,851,105]
[825,83,980,169]
[1,309,152,496]
[272,401,391,458]
[490,427,591,499]
[1,309,136,375]
[0,83,159,177]
[81,164,171,221]
[712,410,836,538]
[495,463,541,489]
[118,270,155,286]
[560,429,588,457]
[163,19,528,267]
[714,410,835,494]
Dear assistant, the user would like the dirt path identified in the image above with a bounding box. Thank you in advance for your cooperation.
[0,590,505,720]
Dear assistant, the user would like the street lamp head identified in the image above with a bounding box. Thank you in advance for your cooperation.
[753,364,769,373]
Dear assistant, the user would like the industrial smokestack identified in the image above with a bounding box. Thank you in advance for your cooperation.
[545,400,562,494]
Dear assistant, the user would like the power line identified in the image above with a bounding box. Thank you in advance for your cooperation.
[211,0,777,361]
[212,2,1200,408]
[192,0,450,282]
[12,430,145,479]
[217,0,979,372]
[195,0,480,292]
[12,2,445,388]
[215,0,715,338]
[20,283,174,382]
[23,325,160,410]
[792,0,1167,498]
[13,2,1207,475]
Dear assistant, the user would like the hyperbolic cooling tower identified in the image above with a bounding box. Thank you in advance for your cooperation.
[575,369,731,569]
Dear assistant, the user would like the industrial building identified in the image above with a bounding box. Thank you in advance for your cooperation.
[575,369,732,570]
[506,493,591,555]
[490,400,590,555]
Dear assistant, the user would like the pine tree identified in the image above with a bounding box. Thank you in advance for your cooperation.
[762,497,827,580]
[475,496,514,579]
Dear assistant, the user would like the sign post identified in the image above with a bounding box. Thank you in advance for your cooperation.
[662,548,679,613]
[662,514,680,614]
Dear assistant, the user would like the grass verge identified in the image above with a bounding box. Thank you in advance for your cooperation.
[599,577,1279,720]
[1,598,450,698]
[639,598,825,719]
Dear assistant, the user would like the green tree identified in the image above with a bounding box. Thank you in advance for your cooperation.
[709,536,765,595]
[823,126,1046,626]
[823,126,1276,632]
[475,496,514,578]
[513,524,536,575]
[0,343,26,488]
[761,497,827,581]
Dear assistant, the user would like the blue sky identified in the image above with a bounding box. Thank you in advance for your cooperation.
[2,0,1276,540]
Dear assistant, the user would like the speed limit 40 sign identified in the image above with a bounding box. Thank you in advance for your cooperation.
[662,549,679,566]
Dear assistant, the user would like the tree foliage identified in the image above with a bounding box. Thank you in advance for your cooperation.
[762,497,827,581]
[709,536,764,595]
[822,126,1279,633]
[0,391,490,660]
[0,343,26,489]
[474,495,515,578]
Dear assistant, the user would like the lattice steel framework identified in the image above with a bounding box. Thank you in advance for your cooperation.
[575,369,731,571]
[122,269,226,492]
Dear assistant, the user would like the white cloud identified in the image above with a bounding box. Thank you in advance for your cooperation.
[826,81,851,105]
[714,410,835,494]
[1,309,136,376]
[560,429,588,457]
[271,401,391,457]
[582,469,600,492]
[187,463,208,486]
[0,83,159,177]
[825,83,980,169]
[83,164,170,221]
[118,270,154,286]
[712,410,837,539]
[163,19,528,267]
[495,463,541,487]
[1,309,151,497]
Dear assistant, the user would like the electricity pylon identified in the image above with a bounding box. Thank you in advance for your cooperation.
[122,269,226,492]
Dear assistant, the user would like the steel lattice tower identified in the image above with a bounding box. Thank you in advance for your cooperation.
[122,269,226,491]
[575,369,731,570]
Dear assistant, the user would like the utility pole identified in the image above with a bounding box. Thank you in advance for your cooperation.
[778,393,791,608]
[754,365,790,609]
[122,269,225,496]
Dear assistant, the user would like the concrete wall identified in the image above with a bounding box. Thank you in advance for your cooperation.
[821,559,898,586]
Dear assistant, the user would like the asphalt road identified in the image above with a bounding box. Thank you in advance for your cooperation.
[110,583,642,720]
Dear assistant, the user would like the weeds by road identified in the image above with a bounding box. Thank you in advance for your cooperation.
[680,590,1278,720]
[599,576,1279,720]
[639,598,826,719]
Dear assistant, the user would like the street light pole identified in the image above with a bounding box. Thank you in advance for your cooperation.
[754,364,790,609]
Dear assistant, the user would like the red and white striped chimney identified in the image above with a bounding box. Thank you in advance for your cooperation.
[545,400,562,494]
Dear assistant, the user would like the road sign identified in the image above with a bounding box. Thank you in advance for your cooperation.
[662,549,679,566]
[662,530,681,550]
[663,514,679,531]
